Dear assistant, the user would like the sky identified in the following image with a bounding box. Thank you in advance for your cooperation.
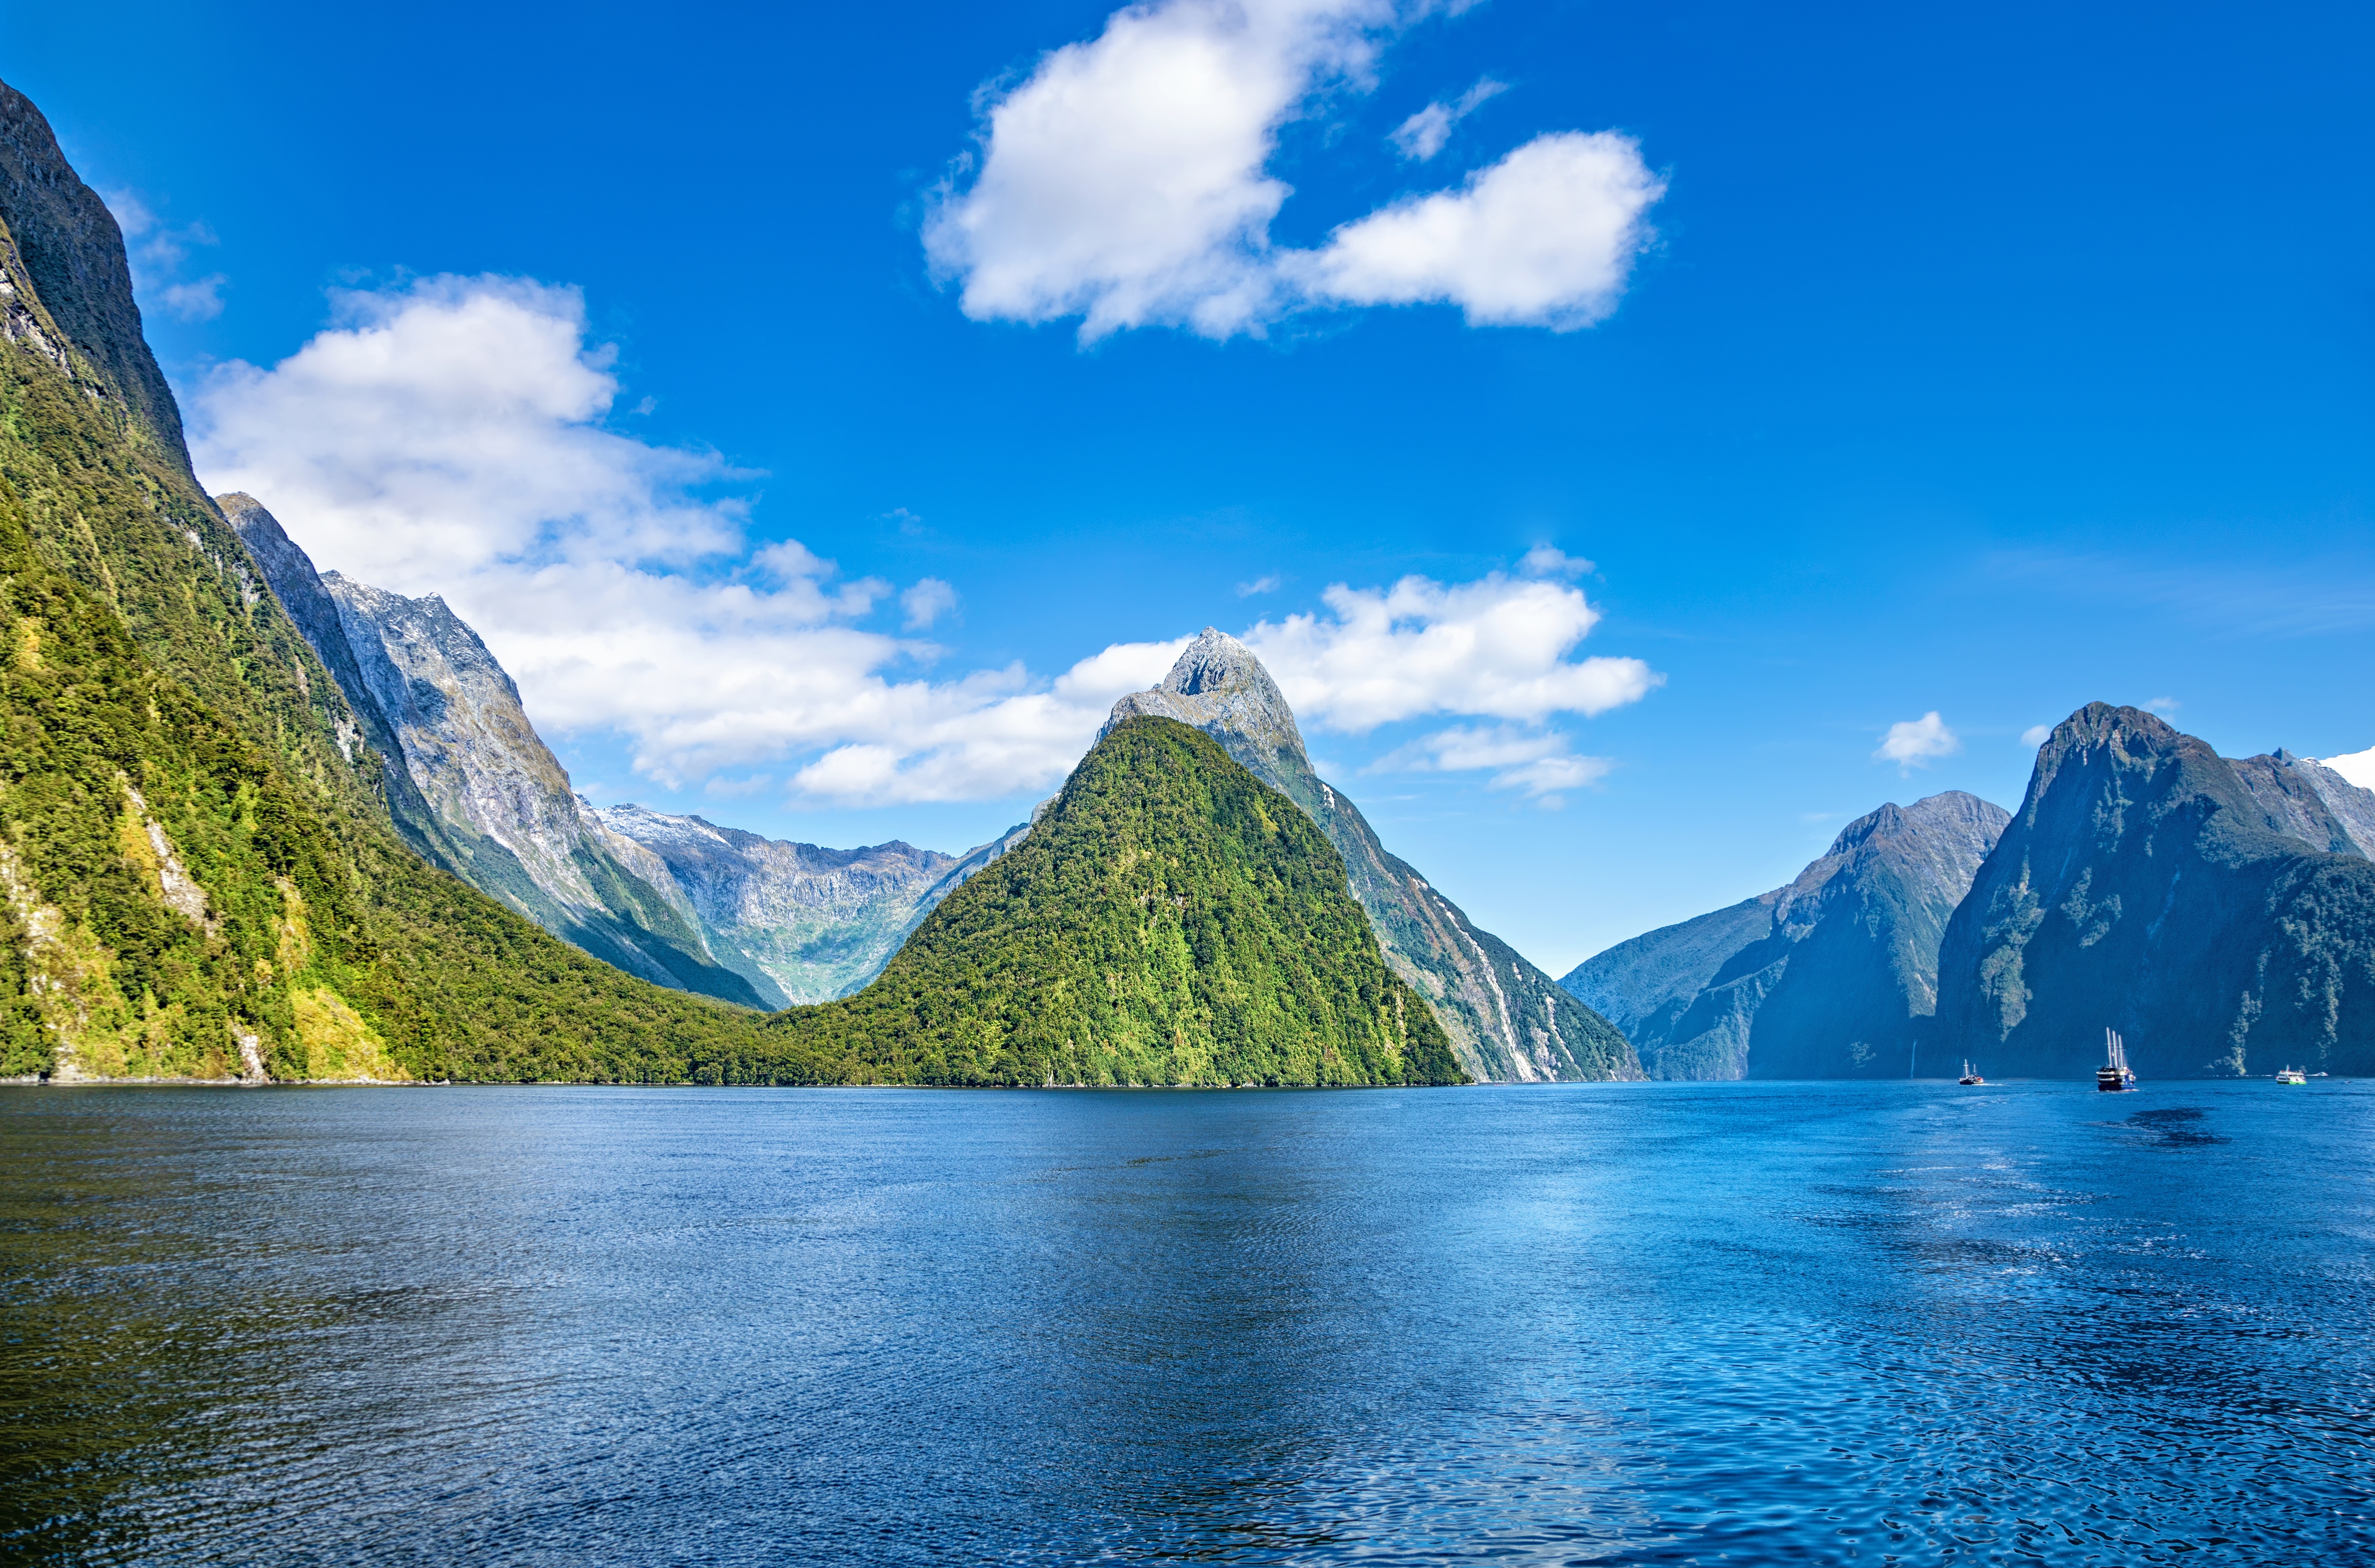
[9,0,2370,973]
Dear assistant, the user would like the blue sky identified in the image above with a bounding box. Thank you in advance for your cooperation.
[11,0,2370,971]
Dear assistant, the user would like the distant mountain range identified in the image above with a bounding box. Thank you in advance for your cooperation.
[1568,705,2375,1079]
[1106,630,1637,1082]
[1563,792,2008,1078]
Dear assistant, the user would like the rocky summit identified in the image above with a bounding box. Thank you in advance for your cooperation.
[1106,629,1636,1082]
[1564,791,2009,1078]
[1934,703,2375,1078]
[773,717,1467,1087]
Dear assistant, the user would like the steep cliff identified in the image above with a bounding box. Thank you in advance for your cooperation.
[1563,791,2009,1079]
[1934,704,2375,1078]
[0,77,780,1082]
[1103,629,1634,1082]
[772,717,1467,1086]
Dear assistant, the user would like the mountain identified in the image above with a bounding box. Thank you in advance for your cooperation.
[1104,629,1635,1082]
[771,716,1467,1086]
[1562,791,2009,1079]
[589,803,968,1005]
[1934,704,2375,1078]
[224,494,1017,1009]
[0,77,776,1082]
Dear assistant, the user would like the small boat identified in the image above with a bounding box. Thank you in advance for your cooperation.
[2275,1066,2307,1085]
[2096,1028,2137,1093]
[1958,1060,1985,1085]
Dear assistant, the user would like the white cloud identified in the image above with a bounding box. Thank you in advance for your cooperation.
[190,277,1156,805]
[1292,132,1662,329]
[1874,711,1960,771]
[1366,722,1612,805]
[2146,695,2181,714]
[901,577,959,630]
[926,0,1661,340]
[1235,573,1282,596]
[1389,76,1506,162]
[2322,746,2375,790]
[1243,571,1660,732]
[2021,724,2053,747]
[193,278,1659,809]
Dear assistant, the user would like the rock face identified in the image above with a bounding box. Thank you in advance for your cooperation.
[1563,791,2010,1079]
[1105,629,1635,1082]
[1934,704,2375,1078]
[773,716,1468,1086]
[2229,748,2375,859]
[214,505,765,1009]
[0,76,780,1085]
[588,803,965,1006]
[223,494,1022,1010]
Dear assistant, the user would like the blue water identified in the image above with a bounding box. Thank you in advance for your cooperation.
[1,1081,2370,1565]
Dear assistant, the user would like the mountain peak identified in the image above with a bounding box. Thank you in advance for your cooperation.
[1102,626,1309,769]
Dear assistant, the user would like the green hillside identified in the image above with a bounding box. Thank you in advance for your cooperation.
[770,717,1469,1086]
[0,80,774,1083]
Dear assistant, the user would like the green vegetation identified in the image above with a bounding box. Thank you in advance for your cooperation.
[0,206,778,1082]
[770,718,1468,1086]
[0,112,1466,1090]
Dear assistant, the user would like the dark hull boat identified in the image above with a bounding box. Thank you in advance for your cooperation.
[2096,1027,2136,1092]
[1958,1060,1984,1085]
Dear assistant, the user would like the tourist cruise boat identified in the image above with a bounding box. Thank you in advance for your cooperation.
[2096,1029,2136,1093]
[1958,1061,1984,1085]
[2275,1066,2307,1085]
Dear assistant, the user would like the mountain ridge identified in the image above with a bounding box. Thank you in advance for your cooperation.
[1562,790,2010,1078]
[1105,628,1637,1082]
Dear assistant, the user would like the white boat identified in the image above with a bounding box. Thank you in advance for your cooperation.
[2096,1028,2136,1092]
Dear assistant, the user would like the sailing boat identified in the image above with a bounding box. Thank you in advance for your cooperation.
[1958,1060,1985,1085]
[2095,1028,2136,1093]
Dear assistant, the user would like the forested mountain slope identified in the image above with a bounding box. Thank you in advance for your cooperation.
[770,718,1468,1087]
[0,78,775,1082]
[1105,629,1635,1082]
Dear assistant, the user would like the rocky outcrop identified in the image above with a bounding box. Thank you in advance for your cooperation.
[1934,704,2375,1078]
[1564,791,2010,1079]
[2229,748,2375,859]
[0,82,188,472]
[587,803,965,1006]
[1104,629,1636,1082]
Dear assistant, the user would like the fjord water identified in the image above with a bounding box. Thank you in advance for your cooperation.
[2,1084,2368,1565]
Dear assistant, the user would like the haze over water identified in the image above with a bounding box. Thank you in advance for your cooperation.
[2,1081,2368,1564]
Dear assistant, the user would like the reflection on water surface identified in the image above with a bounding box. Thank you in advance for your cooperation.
[1,1080,2369,1564]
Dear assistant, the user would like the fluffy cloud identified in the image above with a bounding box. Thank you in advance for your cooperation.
[1293,132,1663,329]
[192,278,1660,808]
[2021,724,2053,747]
[1368,722,1613,804]
[1244,572,1660,732]
[901,578,959,630]
[189,277,1171,804]
[1389,77,1506,162]
[926,0,1661,340]
[1875,712,1960,771]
